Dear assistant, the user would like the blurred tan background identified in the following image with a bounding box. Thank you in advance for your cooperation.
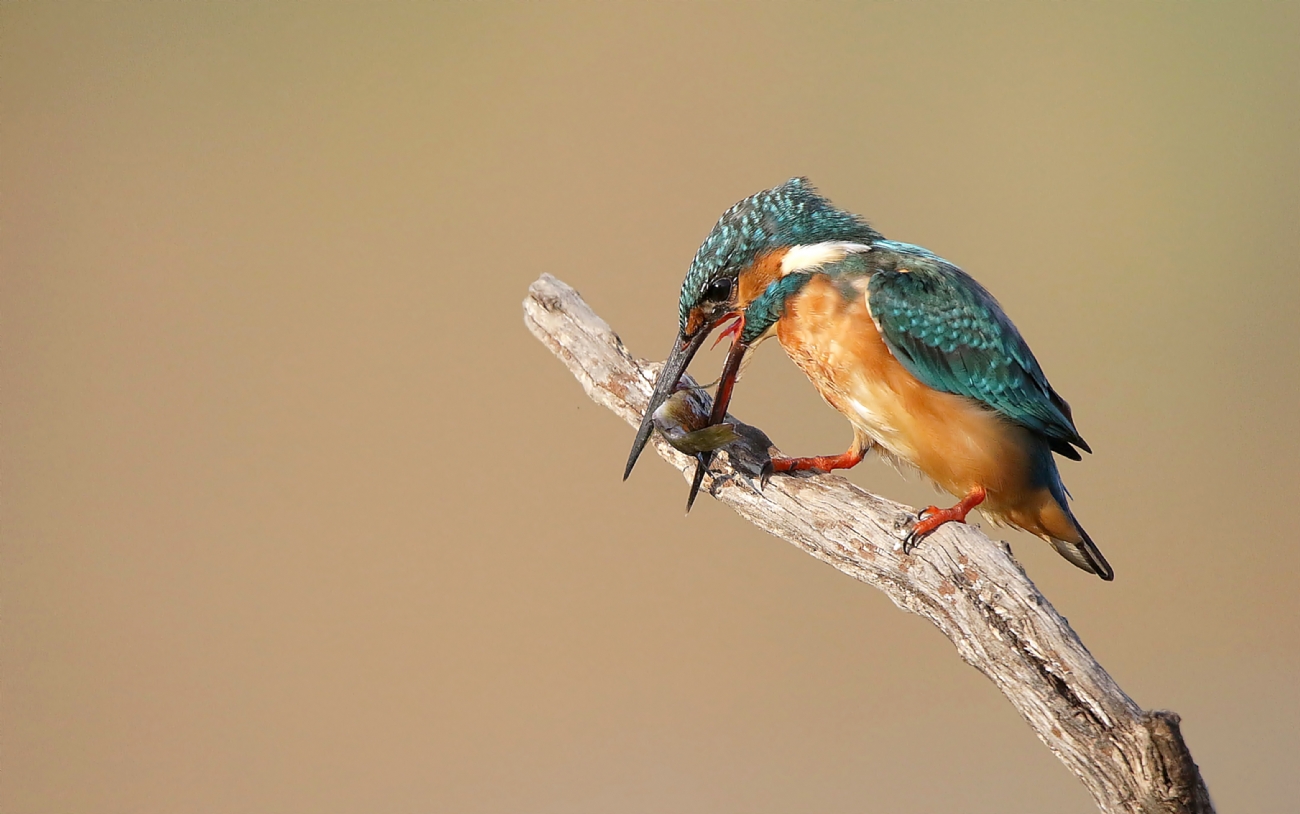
[4,3,1298,812]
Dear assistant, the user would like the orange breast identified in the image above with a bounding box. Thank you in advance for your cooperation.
[775,275,1049,524]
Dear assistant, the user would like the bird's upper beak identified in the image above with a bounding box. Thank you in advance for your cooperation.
[624,313,749,487]
[624,326,712,480]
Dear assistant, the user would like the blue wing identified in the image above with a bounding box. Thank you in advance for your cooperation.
[865,242,1089,459]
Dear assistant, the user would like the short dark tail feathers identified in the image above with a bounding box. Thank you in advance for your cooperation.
[1051,520,1114,581]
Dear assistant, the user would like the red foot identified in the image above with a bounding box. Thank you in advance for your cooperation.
[769,447,866,474]
[905,485,987,552]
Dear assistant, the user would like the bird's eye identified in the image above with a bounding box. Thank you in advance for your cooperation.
[703,277,733,302]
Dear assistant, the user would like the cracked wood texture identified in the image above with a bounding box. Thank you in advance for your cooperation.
[523,274,1212,814]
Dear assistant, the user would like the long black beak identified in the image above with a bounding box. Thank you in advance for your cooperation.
[623,327,711,481]
[683,329,748,510]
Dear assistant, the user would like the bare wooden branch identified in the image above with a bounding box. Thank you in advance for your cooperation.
[523,274,1213,814]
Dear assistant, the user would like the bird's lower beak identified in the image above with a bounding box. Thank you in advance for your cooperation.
[682,327,748,509]
[624,327,712,480]
[708,327,748,427]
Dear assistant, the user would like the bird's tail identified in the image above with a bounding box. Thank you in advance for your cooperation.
[1049,523,1114,581]
[1042,469,1114,581]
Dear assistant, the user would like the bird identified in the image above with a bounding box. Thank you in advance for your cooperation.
[623,177,1113,580]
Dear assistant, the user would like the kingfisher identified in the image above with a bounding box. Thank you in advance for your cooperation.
[623,178,1113,580]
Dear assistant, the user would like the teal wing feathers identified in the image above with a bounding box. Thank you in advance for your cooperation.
[864,242,1089,459]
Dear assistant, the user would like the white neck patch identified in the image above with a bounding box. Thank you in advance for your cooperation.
[779,241,871,276]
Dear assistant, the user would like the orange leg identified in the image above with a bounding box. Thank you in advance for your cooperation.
[768,447,866,476]
[904,485,987,553]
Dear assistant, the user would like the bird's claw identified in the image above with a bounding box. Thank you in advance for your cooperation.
[759,460,775,489]
[902,526,922,555]
[902,506,942,554]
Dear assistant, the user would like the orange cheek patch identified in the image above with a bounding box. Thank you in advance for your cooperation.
[685,308,706,337]
[736,249,790,309]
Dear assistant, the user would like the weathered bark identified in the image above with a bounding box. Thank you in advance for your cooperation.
[523,273,1213,814]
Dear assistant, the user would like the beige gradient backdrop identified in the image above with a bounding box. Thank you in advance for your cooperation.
[4,4,1298,812]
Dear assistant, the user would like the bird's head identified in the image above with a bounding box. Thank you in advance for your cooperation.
[676,177,877,336]
[624,177,880,480]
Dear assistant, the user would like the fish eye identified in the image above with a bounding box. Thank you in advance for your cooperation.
[703,277,733,302]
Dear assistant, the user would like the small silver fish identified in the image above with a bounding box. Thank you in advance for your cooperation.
[652,388,738,455]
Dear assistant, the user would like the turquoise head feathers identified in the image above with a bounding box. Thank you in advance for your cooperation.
[678,177,881,332]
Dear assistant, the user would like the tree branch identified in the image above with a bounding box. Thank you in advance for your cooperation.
[523,273,1213,814]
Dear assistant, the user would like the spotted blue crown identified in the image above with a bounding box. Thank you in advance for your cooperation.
[678,177,881,329]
